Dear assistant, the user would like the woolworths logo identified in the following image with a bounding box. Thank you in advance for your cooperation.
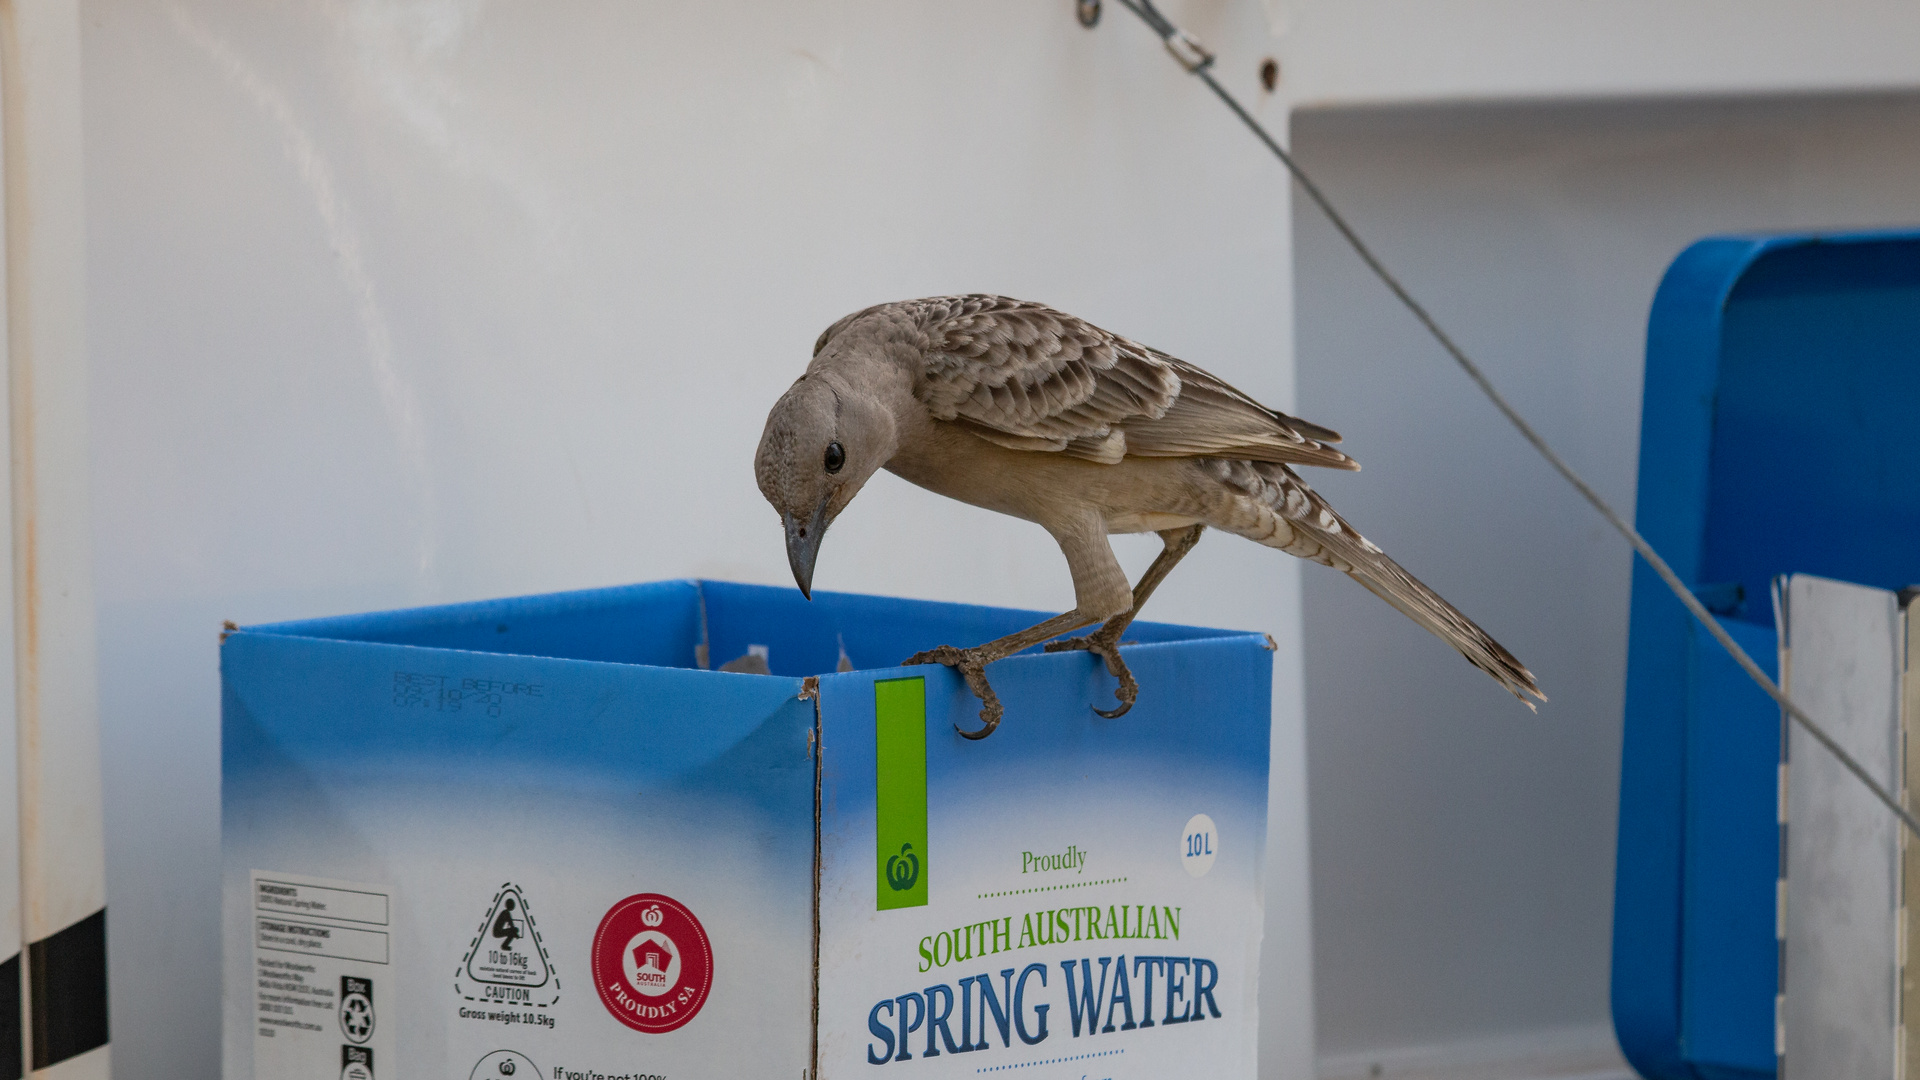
[876,678,928,910]
[886,844,921,892]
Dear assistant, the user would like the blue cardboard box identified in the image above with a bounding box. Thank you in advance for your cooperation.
[223,580,1273,1078]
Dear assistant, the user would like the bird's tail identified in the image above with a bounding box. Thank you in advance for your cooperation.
[1197,458,1546,708]
[1342,549,1546,709]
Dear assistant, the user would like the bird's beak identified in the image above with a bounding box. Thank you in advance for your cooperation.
[783,499,831,600]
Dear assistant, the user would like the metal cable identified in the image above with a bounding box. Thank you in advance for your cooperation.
[1099,0,1920,838]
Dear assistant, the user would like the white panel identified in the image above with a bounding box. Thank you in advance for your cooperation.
[1780,574,1900,1080]
[1292,94,1920,1066]
[0,46,19,1064]
[5,0,106,1074]
[0,73,18,1068]
[7,0,102,938]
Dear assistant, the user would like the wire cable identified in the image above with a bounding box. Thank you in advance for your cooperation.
[1099,0,1920,839]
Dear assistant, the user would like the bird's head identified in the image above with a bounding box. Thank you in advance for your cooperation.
[754,373,897,599]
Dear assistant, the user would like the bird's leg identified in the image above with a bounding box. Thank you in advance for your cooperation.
[906,609,1102,740]
[905,520,1132,740]
[1045,524,1206,718]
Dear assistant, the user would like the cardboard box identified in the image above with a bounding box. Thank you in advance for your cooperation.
[223,580,1272,1078]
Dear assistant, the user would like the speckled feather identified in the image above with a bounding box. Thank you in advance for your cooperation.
[818,294,1356,469]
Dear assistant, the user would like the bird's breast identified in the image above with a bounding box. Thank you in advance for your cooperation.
[886,419,1206,535]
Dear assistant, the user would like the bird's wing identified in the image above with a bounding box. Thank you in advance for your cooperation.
[889,295,1357,469]
[1131,349,1354,465]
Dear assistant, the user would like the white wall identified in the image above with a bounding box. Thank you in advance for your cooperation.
[84,2,1315,1077]
[72,1,1920,1077]
[1293,94,1920,1075]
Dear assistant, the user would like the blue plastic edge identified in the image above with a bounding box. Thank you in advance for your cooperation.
[1609,227,1920,1080]
[1612,236,1767,1080]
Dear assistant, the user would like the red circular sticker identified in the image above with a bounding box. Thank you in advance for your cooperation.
[590,893,713,1033]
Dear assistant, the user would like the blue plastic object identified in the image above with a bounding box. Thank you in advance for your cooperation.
[1612,230,1920,1080]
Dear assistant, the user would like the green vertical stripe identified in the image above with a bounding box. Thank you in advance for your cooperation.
[875,677,928,910]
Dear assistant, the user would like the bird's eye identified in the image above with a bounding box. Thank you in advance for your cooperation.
[824,441,845,473]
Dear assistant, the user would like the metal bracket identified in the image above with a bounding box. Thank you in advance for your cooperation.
[1093,0,1215,72]
[1163,27,1214,72]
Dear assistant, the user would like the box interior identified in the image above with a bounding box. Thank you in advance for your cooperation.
[244,579,1242,678]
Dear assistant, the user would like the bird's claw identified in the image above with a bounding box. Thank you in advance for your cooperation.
[1044,633,1139,719]
[904,644,1004,739]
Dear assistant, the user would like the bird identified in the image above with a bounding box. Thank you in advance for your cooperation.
[754,295,1545,738]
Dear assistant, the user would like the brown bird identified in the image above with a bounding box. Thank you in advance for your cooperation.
[754,295,1544,737]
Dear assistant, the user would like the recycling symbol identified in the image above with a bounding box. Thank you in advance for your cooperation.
[339,977,375,1044]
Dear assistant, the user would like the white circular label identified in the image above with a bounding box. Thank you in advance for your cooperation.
[1181,813,1218,878]
[621,929,682,996]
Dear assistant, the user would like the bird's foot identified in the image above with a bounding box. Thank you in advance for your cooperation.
[903,644,1004,740]
[1044,631,1139,718]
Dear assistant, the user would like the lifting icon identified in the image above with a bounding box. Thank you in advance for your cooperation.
[456,883,560,1007]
